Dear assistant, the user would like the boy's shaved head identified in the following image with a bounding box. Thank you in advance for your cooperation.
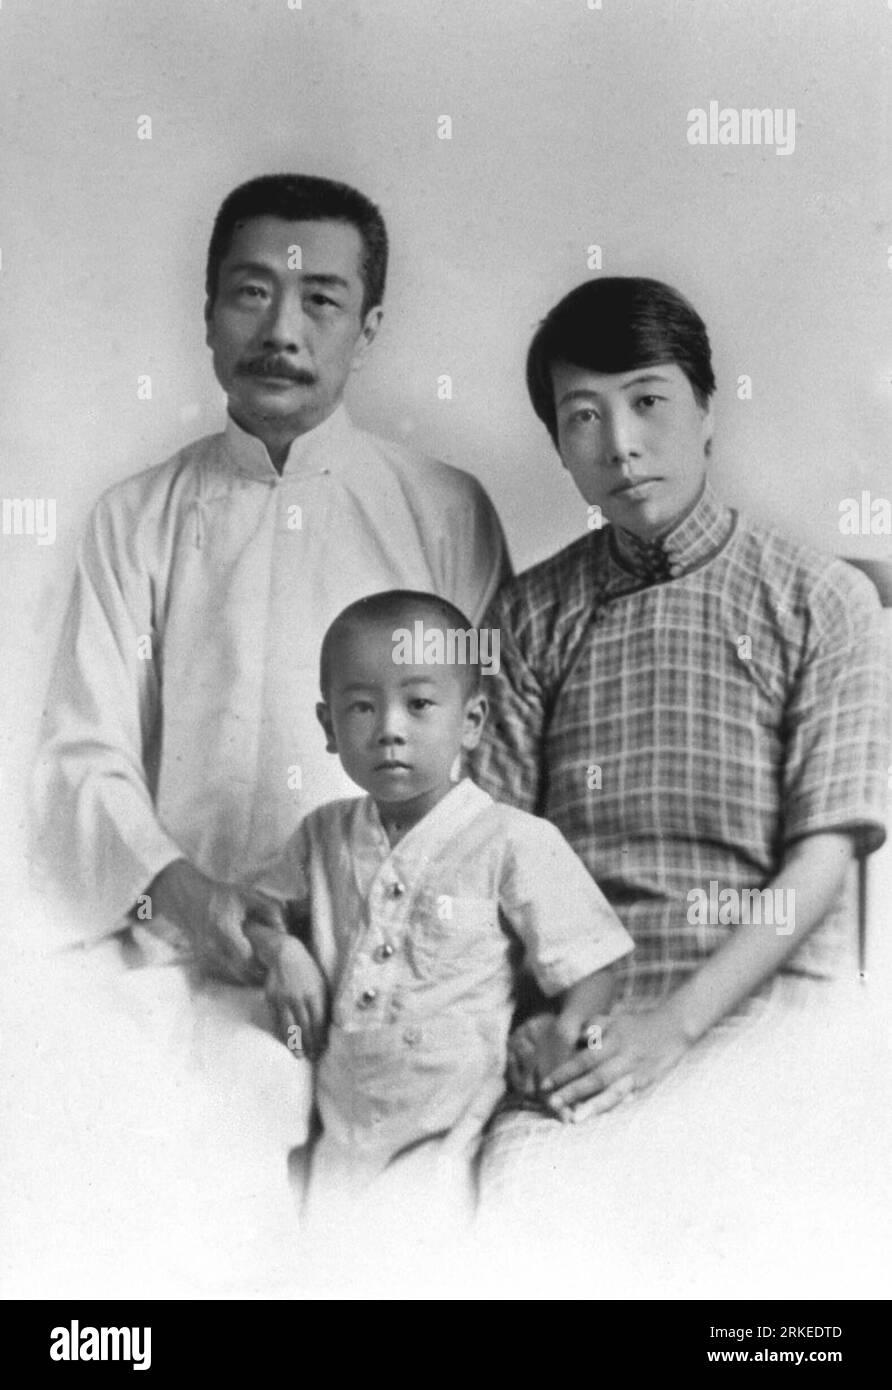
[319,590,481,699]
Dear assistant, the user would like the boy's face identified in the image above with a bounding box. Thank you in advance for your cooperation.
[552,361,713,538]
[317,620,488,826]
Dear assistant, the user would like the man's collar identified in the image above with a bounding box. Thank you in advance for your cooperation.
[610,478,733,581]
[223,403,354,481]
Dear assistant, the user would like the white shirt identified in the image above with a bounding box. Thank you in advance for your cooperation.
[258,779,634,1160]
[34,408,509,938]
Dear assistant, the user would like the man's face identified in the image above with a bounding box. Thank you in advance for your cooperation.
[317,620,487,826]
[205,216,382,437]
[552,361,713,537]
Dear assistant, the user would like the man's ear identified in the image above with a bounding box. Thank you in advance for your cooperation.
[460,692,489,751]
[316,702,338,754]
[350,306,384,373]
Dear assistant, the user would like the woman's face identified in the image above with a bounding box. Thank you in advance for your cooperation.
[552,361,713,538]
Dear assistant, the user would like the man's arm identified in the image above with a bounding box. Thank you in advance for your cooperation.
[33,497,265,978]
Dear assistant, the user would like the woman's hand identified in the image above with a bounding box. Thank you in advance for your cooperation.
[540,1002,692,1119]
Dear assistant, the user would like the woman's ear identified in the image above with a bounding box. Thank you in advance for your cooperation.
[315,702,338,754]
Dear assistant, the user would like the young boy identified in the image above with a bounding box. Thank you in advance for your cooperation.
[245,589,633,1206]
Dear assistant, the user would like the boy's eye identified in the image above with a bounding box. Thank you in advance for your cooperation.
[347,700,374,714]
[409,698,434,711]
[307,293,338,309]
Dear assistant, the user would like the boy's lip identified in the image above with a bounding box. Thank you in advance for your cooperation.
[374,760,412,771]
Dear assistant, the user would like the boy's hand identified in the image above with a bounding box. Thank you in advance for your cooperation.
[244,925,330,1061]
[507,1012,581,1121]
[507,1013,554,1097]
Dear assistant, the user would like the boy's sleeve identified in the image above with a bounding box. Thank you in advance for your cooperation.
[250,816,313,911]
[500,815,634,997]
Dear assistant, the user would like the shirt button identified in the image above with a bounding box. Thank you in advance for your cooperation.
[403,1026,422,1047]
[374,943,395,963]
[358,988,378,1008]
[389,882,405,898]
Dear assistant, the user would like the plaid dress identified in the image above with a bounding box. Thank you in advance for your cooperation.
[469,481,889,1256]
[472,480,888,1005]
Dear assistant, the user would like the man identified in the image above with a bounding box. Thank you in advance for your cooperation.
[33,176,508,1163]
[472,276,887,1121]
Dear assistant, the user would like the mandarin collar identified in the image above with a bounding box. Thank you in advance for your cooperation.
[610,478,734,581]
[222,403,354,482]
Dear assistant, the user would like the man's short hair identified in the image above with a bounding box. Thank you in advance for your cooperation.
[526,276,716,443]
[205,173,388,317]
[319,590,481,699]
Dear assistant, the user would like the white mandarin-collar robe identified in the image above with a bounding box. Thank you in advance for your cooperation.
[34,406,509,938]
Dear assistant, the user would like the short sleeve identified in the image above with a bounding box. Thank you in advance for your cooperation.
[782,565,889,856]
[250,817,313,907]
[499,814,634,995]
[468,584,546,814]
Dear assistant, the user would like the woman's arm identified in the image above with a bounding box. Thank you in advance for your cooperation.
[540,831,854,1115]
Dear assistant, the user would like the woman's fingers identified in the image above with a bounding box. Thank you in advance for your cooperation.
[546,1051,631,1110]
[568,1073,637,1121]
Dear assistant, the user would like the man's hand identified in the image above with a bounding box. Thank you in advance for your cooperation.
[540,1002,691,1119]
[146,859,284,985]
[245,926,330,1060]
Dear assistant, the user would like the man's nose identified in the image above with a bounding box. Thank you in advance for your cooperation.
[261,293,308,351]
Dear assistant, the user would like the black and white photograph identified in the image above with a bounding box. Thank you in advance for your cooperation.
[1,0,890,1333]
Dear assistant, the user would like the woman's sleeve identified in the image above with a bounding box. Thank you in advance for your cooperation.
[782,564,889,856]
[467,584,546,815]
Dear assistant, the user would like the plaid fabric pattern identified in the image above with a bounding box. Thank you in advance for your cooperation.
[471,482,889,1003]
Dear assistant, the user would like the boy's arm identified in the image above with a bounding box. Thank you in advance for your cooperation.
[244,920,330,1061]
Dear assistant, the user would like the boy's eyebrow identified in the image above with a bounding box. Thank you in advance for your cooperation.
[557,371,674,406]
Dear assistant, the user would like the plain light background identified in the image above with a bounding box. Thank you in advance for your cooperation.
[1,0,890,913]
[2,0,892,1300]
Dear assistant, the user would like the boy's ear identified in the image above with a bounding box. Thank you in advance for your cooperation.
[460,691,489,751]
[316,702,338,754]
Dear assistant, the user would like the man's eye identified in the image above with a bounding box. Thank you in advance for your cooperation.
[236,285,268,301]
[307,294,338,309]
[348,701,374,714]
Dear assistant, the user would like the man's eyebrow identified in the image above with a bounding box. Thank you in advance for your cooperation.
[222,261,351,291]
[557,372,674,407]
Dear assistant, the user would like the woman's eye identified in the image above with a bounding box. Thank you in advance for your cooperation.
[637,395,662,409]
[569,408,598,426]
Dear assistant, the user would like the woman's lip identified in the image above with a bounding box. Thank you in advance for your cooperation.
[613,478,660,496]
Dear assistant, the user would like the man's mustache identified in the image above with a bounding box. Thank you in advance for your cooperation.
[237,356,315,384]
